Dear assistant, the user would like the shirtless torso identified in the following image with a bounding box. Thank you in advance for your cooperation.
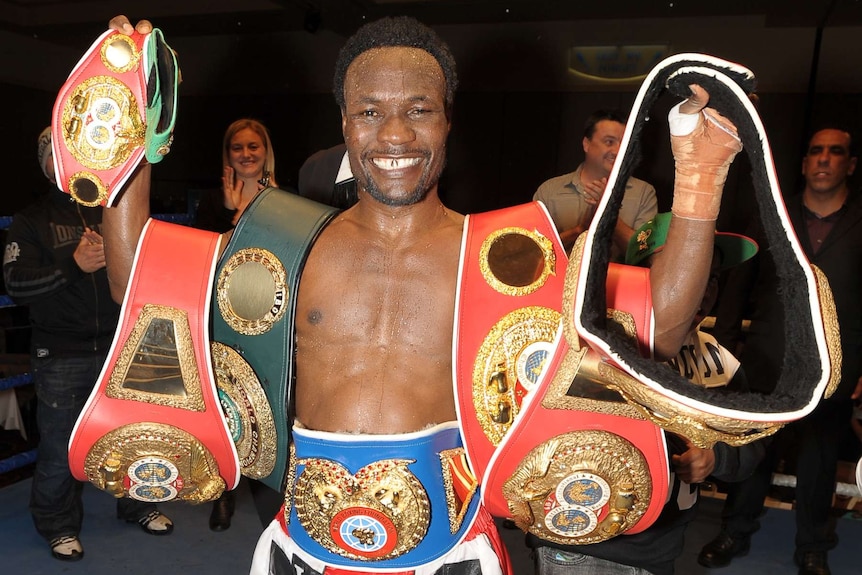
[295,201,464,433]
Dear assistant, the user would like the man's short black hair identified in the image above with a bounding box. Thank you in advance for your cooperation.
[583,109,626,140]
[807,124,858,158]
[333,16,458,115]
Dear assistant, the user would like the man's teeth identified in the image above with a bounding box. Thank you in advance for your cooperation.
[372,157,422,170]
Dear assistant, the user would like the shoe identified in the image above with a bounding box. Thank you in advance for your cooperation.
[209,491,235,532]
[697,532,750,568]
[794,550,831,575]
[131,510,174,536]
[50,535,84,561]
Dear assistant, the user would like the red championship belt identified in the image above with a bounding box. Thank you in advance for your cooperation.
[69,219,239,503]
[456,202,669,543]
[483,331,670,543]
[52,28,177,207]
[482,252,669,542]
[454,202,568,481]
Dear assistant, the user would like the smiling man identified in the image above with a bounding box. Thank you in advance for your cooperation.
[100,14,741,575]
[533,110,658,255]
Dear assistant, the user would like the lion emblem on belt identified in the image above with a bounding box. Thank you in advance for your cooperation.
[293,458,431,561]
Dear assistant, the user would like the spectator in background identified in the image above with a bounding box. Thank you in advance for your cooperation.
[533,110,657,256]
[194,118,285,531]
[2,128,173,562]
[195,118,278,233]
[699,126,862,575]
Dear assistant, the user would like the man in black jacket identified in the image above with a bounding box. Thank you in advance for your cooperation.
[2,128,175,561]
[698,126,861,575]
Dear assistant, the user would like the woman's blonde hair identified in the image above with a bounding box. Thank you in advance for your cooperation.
[222,118,276,181]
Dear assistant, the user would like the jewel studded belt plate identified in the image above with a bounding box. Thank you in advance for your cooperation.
[285,422,479,569]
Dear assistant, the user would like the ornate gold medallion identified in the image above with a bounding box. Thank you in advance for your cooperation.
[473,306,561,444]
[216,247,288,336]
[84,422,225,503]
[211,342,277,479]
[100,33,140,73]
[60,75,145,173]
[502,430,651,545]
[479,227,556,296]
[293,458,431,561]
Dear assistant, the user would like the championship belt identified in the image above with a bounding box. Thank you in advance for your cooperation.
[284,422,480,569]
[212,188,338,493]
[51,27,179,207]
[454,202,568,481]
[69,219,239,503]
[455,203,669,543]
[483,250,669,543]
[572,53,841,447]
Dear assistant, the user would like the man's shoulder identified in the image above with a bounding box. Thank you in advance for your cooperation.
[535,169,579,195]
[625,175,656,194]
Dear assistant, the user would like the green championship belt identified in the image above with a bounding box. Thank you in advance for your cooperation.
[212,188,338,493]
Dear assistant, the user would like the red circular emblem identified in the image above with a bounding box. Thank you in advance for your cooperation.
[329,507,398,559]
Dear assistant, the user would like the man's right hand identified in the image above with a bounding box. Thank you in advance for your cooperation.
[73,229,106,273]
[108,15,153,35]
[580,176,608,205]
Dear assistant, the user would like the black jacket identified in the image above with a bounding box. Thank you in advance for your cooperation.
[3,190,118,357]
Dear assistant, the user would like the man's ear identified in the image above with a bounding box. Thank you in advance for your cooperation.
[582,136,590,154]
[848,156,858,176]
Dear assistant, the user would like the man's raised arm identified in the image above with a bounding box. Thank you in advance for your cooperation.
[101,16,157,303]
[649,84,742,359]
[103,163,152,303]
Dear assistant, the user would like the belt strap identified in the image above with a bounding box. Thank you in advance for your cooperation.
[212,188,338,493]
[68,219,238,503]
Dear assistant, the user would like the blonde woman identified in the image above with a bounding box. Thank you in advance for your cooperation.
[195,118,278,232]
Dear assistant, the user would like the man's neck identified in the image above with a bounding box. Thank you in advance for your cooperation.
[803,185,849,218]
[354,189,452,239]
[579,163,608,185]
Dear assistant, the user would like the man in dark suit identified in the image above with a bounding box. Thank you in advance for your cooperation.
[698,126,861,575]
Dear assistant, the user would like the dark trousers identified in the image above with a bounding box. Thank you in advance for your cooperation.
[29,353,155,541]
[722,398,852,553]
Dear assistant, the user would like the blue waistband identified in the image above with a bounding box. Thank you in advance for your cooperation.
[287,422,480,569]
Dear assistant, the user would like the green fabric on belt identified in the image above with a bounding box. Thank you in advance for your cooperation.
[212,187,338,493]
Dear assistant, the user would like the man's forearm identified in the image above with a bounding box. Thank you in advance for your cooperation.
[104,163,152,303]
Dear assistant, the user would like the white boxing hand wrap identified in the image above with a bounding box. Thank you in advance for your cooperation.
[669,102,742,220]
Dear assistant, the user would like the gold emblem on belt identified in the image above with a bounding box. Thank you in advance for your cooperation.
[293,458,431,561]
[211,342,277,479]
[216,247,288,336]
[502,430,651,544]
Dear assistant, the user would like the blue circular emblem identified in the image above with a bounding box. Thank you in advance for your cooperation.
[516,342,553,391]
[330,507,398,558]
[339,515,387,552]
[556,472,611,510]
[130,457,178,485]
[545,504,597,536]
[129,482,177,503]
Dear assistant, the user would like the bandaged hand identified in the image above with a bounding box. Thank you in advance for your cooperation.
[669,84,742,220]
